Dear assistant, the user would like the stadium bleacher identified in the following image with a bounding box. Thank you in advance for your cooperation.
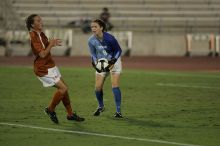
[10,0,220,33]
[0,0,220,56]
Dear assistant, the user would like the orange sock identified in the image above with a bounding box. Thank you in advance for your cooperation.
[62,92,73,116]
[48,90,64,112]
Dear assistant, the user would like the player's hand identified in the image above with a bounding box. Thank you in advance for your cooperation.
[92,61,102,73]
[104,64,114,72]
[104,58,116,72]
[108,58,117,65]
[49,38,62,47]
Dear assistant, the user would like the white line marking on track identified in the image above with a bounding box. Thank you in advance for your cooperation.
[0,122,202,146]
[157,83,218,89]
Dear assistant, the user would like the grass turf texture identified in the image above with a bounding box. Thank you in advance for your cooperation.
[0,66,219,146]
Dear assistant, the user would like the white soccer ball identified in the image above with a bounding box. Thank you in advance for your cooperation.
[96,58,109,71]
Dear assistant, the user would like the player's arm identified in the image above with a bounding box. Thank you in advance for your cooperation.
[111,37,122,62]
[31,34,61,58]
[39,39,61,58]
[105,37,122,71]
[88,41,101,73]
[88,41,97,63]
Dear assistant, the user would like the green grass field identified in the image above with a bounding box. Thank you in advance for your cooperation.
[0,66,220,146]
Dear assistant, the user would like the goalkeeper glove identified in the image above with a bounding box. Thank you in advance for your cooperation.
[108,58,117,65]
[105,58,117,72]
[92,61,102,73]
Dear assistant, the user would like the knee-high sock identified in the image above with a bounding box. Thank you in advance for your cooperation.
[95,90,104,108]
[49,90,64,112]
[62,92,73,116]
[112,87,121,113]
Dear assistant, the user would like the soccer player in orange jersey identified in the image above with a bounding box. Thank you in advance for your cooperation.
[26,14,84,124]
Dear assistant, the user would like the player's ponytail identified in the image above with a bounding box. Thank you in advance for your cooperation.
[25,14,38,31]
[92,19,107,32]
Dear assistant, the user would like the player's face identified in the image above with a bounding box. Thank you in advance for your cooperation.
[91,22,103,36]
[32,16,43,31]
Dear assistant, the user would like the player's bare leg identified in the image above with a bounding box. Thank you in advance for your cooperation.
[52,79,68,110]
[59,78,73,116]
[58,78,85,122]
[111,72,123,118]
[45,79,84,123]
[95,74,105,89]
[111,72,120,88]
[44,80,67,124]
[93,74,105,116]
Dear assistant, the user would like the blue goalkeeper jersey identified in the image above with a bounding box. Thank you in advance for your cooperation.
[88,32,122,63]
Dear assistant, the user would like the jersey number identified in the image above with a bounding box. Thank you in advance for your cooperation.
[103,50,108,56]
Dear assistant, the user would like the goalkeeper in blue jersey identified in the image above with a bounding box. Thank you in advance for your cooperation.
[88,19,123,118]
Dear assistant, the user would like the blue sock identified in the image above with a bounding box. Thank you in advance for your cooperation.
[112,87,121,113]
[95,90,104,108]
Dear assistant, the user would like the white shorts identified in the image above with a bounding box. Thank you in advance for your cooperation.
[37,66,61,87]
[96,57,122,77]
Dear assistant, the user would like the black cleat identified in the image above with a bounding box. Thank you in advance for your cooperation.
[215,52,219,57]
[93,107,105,116]
[114,112,123,118]
[44,107,59,124]
[67,112,85,122]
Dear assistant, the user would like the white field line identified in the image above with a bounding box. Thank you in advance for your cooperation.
[147,72,220,79]
[157,83,219,89]
[0,122,201,146]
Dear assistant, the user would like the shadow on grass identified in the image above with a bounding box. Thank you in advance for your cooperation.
[109,116,176,128]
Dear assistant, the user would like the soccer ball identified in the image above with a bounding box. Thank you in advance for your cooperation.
[96,58,109,71]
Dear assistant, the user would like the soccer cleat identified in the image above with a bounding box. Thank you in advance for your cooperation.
[114,112,123,118]
[67,112,85,122]
[44,107,59,124]
[215,52,219,57]
[93,107,105,116]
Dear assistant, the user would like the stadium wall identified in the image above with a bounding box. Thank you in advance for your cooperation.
[71,32,210,56]
[2,30,211,57]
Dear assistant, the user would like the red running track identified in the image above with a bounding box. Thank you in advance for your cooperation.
[0,56,219,72]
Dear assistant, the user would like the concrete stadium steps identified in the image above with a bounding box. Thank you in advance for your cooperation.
[11,0,220,33]
[17,9,220,18]
[13,2,220,12]
[19,16,220,30]
[13,3,147,10]
[12,3,219,10]
[12,0,220,5]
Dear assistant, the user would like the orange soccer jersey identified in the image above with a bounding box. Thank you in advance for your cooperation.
[29,31,55,77]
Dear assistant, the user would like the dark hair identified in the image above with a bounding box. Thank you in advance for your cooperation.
[92,19,106,32]
[25,14,38,31]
